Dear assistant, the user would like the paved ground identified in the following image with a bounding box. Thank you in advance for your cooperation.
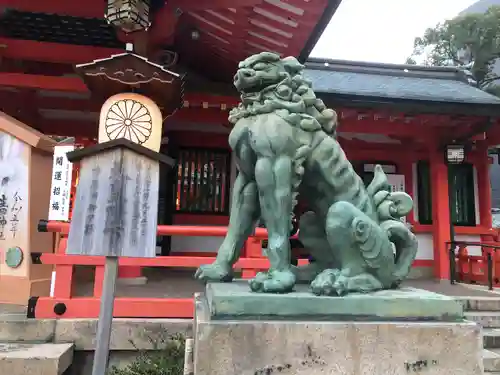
[403,279,499,297]
[73,268,500,299]
[0,303,26,320]
[1,270,499,320]
[75,268,204,298]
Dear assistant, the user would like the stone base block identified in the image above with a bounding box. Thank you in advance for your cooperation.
[205,280,463,321]
[0,343,74,375]
[194,293,483,375]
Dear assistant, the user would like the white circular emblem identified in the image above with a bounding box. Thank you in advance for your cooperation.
[105,99,153,144]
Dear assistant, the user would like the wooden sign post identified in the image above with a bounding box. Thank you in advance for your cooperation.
[65,93,174,375]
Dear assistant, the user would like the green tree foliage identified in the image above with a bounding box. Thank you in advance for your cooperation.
[408,5,500,91]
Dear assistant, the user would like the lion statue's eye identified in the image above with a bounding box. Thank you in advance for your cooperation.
[252,63,267,71]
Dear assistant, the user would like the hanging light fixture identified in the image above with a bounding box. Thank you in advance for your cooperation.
[105,0,151,33]
[445,144,466,165]
[190,29,200,41]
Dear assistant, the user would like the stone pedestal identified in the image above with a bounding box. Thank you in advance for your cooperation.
[194,281,483,375]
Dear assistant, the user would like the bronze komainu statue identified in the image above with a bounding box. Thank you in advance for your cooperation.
[195,52,418,296]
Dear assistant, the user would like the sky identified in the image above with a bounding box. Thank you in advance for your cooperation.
[311,0,479,64]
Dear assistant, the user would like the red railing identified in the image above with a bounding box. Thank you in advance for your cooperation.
[29,220,306,319]
[450,239,500,289]
[33,220,499,318]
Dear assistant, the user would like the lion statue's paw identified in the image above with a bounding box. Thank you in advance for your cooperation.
[310,269,346,296]
[249,269,296,294]
[195,262,234,283]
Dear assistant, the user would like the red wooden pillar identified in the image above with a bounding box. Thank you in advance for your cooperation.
[241,237,262,279]
[476,145,492,228]
[430,148,451,279]
[476,146,495,267]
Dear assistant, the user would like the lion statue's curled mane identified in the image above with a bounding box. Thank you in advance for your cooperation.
[228,52,338,138]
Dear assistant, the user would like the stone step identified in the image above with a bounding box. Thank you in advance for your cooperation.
[484,328,500,349]
[0,343,73,375]
[465,311,500,328]
[461,298,500,312]
[484,349,500,372]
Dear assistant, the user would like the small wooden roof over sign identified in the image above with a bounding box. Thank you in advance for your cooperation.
[0,111,56,153]
[75,52,185,118]
[66,138,175,166]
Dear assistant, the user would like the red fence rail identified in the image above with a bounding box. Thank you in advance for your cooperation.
[31,221,492,319]
[29,220,306,319]
[450,240,500,289]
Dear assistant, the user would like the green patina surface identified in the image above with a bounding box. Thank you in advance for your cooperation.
[195,51,418,297]
[5,247,23,269]
[205,281,464,321]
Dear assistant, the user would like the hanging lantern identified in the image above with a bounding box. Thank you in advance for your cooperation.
[445,144,466,165]
[105,0,151,33]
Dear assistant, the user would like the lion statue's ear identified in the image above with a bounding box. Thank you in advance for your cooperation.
[281,56,305,75]
[257,52,281,62]
[239,52,281,68]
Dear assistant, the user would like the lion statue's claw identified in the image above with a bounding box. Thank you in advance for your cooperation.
[195,263,234,283]
[249,269,296,293]
[310,269,343,296]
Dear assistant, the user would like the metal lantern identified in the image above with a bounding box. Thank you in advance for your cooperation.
[445,144,466,165]
[105,0,151,33]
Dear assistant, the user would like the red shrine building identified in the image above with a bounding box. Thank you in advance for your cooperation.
[0,0,500,318]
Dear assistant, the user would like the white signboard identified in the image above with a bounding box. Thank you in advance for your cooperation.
[363,163,396,174]
[48,145,74,221]
[387,174,405,193]
[0,132,29,242]
[387,174,406,223]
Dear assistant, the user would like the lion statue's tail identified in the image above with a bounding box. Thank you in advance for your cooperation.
[367,165,419,286]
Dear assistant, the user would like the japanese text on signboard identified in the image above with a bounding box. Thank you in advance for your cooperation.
[48,145,74,221]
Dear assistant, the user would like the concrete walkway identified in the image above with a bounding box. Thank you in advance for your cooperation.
[403,279,500,297]
[1,271,499,321]
[0,304,26,321]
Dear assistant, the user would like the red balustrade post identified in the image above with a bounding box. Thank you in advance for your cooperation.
[241,237,262,279]
[93,265,105,298]
[457,245,468,282]
[52,237,74,299]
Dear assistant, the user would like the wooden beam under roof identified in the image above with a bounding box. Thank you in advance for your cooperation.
[0,71,88,92]
[0,38,124,64]
[0,0,106,18]
[19,110,234,137]
[0,75,240,106]
[0,0,263,19]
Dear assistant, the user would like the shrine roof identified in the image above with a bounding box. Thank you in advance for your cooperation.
[305,58,500,116]
[0,1,342,82]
